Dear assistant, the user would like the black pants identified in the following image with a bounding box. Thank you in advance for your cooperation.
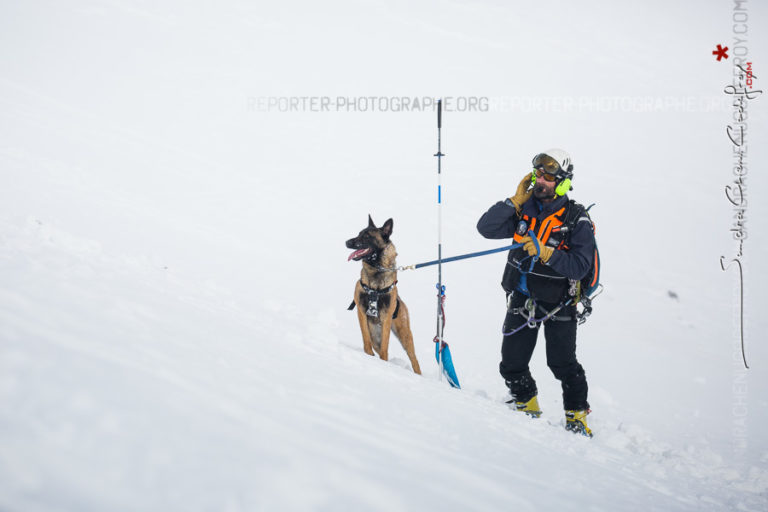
[500,293,589,411]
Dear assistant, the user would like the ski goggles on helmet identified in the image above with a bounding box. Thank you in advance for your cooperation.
[531,153,563,178]
[534,168,558,182]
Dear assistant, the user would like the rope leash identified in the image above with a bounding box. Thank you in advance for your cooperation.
[374,242,526,273]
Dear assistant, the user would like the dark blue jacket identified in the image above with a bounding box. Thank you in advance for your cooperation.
[477,194,596,302]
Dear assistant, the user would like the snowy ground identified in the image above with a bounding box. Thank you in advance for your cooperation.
[1,1,767,511]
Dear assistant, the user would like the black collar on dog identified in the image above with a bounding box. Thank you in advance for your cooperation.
[360,280,397,294]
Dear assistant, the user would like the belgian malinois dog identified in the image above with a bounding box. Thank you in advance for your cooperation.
[346,216,421,374]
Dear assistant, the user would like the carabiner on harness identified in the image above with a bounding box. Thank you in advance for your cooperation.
[524,298,538,329]
[576,296,592,325]
[575,284,603,325]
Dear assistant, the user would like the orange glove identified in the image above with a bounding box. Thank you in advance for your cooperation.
[509,172,534,212]
[520,235,554,263]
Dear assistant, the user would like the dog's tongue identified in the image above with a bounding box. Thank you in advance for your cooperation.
[348,248,372,261]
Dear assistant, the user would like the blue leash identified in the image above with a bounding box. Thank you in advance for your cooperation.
[402,243,524,270]
[516,231,539,295]
[401,229,537,270]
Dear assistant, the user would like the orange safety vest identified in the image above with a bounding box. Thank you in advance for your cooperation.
[512,206,568,248]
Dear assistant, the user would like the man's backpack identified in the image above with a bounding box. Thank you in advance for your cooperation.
[563,200,601,303]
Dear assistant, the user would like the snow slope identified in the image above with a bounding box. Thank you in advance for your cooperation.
[1,1,767,510]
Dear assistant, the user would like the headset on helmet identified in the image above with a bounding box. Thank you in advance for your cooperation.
[531,148,574,196]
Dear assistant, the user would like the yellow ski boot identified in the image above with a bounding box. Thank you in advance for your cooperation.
[510,395,542,418]
[565,409,593,438]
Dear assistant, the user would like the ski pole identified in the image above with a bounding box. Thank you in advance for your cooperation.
[435,99,445,383]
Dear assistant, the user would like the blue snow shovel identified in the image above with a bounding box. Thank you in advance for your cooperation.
[432,99,460,389]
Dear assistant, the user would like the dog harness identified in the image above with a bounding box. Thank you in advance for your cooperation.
[347,280,400,319]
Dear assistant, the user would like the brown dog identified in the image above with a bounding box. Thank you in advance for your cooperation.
[346,216,421,374]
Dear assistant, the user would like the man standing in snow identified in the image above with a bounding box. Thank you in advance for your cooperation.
[476,149,595,437]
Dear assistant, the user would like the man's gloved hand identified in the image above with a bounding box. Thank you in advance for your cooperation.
[509,172,534,212]
[520,235,554,263]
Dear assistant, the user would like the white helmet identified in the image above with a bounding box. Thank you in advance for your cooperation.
[533,148,573,176]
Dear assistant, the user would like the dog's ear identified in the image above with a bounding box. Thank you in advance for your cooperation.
[368,214,376,229]
[381,218,393,239]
